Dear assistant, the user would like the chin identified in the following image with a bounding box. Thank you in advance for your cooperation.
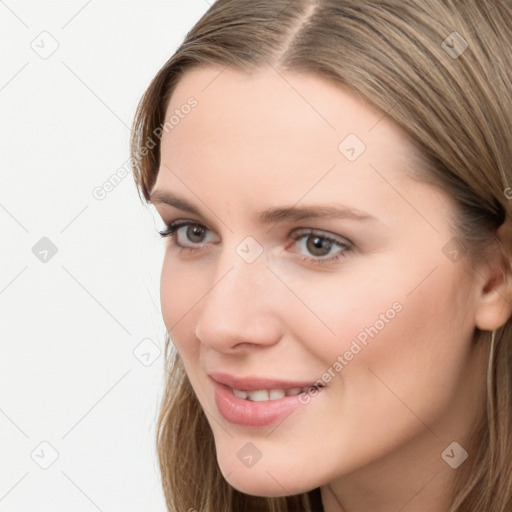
[223,472,293,498]
[216,453,314,498]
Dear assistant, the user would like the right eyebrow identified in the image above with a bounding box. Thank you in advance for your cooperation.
[150,190,202,216]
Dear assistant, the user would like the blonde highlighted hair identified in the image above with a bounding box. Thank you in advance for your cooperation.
[130,1,512,510]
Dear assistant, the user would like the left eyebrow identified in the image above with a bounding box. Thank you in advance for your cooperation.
[257,204,377,224]
[149,190,377,224]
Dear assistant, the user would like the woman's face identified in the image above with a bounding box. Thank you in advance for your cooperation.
[151,65,489,499]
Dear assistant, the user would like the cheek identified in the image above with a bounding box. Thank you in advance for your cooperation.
[325,263,475,432]
[159,253,205,352]
[286,257,474,420]
[270,265,474,474]
[275,265,405,368]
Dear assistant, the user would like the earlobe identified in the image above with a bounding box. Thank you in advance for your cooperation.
[474,221,512,331]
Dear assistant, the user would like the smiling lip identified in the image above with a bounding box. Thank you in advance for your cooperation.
[209,372,325,427]
[208,371,322,391]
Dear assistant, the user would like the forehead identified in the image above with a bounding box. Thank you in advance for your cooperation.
[164,63,403,149]
[156,64,419,215]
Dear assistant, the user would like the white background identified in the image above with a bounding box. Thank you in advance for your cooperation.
[1,1,212,510]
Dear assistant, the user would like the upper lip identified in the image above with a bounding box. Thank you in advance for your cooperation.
[208,371,325,391]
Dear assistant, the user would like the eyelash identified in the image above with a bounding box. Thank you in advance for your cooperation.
[158,220,353,265]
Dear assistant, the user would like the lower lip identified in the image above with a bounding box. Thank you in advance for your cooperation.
[212,379,323,427]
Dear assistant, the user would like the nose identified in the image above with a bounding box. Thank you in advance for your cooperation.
[194,246,284,352]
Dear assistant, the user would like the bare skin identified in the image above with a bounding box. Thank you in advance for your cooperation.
[150,64,511,512]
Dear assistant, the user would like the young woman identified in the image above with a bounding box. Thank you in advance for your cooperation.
[130,1,512,510]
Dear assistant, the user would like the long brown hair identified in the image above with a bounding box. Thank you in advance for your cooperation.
[130,1,512,510]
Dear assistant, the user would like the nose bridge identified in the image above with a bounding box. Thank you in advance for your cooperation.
[195,240,282,348]
[206,245,271,319]
[213,232,273,302]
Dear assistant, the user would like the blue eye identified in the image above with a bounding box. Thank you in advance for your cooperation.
[158,221,352,264]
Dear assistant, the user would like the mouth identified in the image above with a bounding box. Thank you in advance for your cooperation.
[230,383,325,401]
[208,370,325,397]
[209,371,326,427]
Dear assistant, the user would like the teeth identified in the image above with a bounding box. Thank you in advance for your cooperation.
[246,390,269,401]
[269,389,286,400]
[232,385,323,401]
[233,389,248,399]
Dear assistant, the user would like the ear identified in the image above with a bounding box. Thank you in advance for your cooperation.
[474,219,512,331]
